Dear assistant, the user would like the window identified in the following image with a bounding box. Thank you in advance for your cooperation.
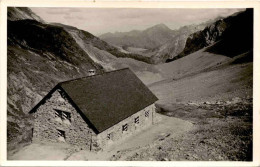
[55,109,62,118]
[134,117,139,124]
[54,109,71,122]
[57,129,66,139]
[145,111,149,117]
[88,69,96,76]
[107,133,112,140]
[122,124,128,132]
[62,112,71,121]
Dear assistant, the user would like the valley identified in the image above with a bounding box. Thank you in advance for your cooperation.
[8,56,253,160]
[6,7,253,161]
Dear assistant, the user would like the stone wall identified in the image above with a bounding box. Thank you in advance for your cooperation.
[32,89,99,151]
[96,104,156,149]
[32,88,156,151]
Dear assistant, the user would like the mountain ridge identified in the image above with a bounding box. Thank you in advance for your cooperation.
[166,9,252,62]
[99,23,175,49]
[8,7,44,22]
[99,20,218,64]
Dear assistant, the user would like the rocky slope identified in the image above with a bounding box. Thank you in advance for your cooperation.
[166,9,253,62]
[100,23,175,50]
[4,8,123,144]
[100,21,216,64]
[7,18,103,143]
[52,23,152,65]
[8,7,44,22]
[149,23,209,63]
[7,7,165,146]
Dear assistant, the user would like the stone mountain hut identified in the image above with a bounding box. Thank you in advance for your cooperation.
[29,68,158,151]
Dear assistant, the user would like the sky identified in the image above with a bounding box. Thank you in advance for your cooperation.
[31,8,244,36]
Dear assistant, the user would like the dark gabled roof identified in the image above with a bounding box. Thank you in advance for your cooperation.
[59,68,158,133]
[30,68,158,134]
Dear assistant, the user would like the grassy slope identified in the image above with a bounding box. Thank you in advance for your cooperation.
[140,48,253,160]
[57,23,153,64]
[63,25,164,85]
[152,62,252,104]
[155,47,232,80]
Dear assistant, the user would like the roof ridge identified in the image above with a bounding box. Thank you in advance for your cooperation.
[58,67,130,85]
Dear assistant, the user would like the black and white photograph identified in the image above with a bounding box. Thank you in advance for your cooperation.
[1,1,259,165]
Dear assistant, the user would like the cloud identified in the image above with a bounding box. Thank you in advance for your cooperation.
[31,8,244,36]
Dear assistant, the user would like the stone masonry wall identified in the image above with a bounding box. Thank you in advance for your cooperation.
[32,88,156,151]
[97,104,156,149]
[32,89,99,151]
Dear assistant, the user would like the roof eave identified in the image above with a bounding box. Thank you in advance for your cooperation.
[29,84,60,114]
[58,85,100,134]
[29,84,100,134]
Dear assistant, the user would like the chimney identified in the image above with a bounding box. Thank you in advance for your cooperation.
[88,69,96,76]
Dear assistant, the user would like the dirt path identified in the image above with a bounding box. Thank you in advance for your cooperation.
[67,113,193,160]
[8,142,72,160]
[8,113,193,160]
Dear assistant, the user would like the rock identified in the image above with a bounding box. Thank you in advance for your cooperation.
[232,97,242,103]
[226,101,232,105]
[159,138,165,141]
[188,102,199,106]
[215,101,222,105]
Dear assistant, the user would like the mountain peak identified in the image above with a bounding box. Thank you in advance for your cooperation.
[100,23,174,49]
[8,7,44,22]
[147,23,171,31]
